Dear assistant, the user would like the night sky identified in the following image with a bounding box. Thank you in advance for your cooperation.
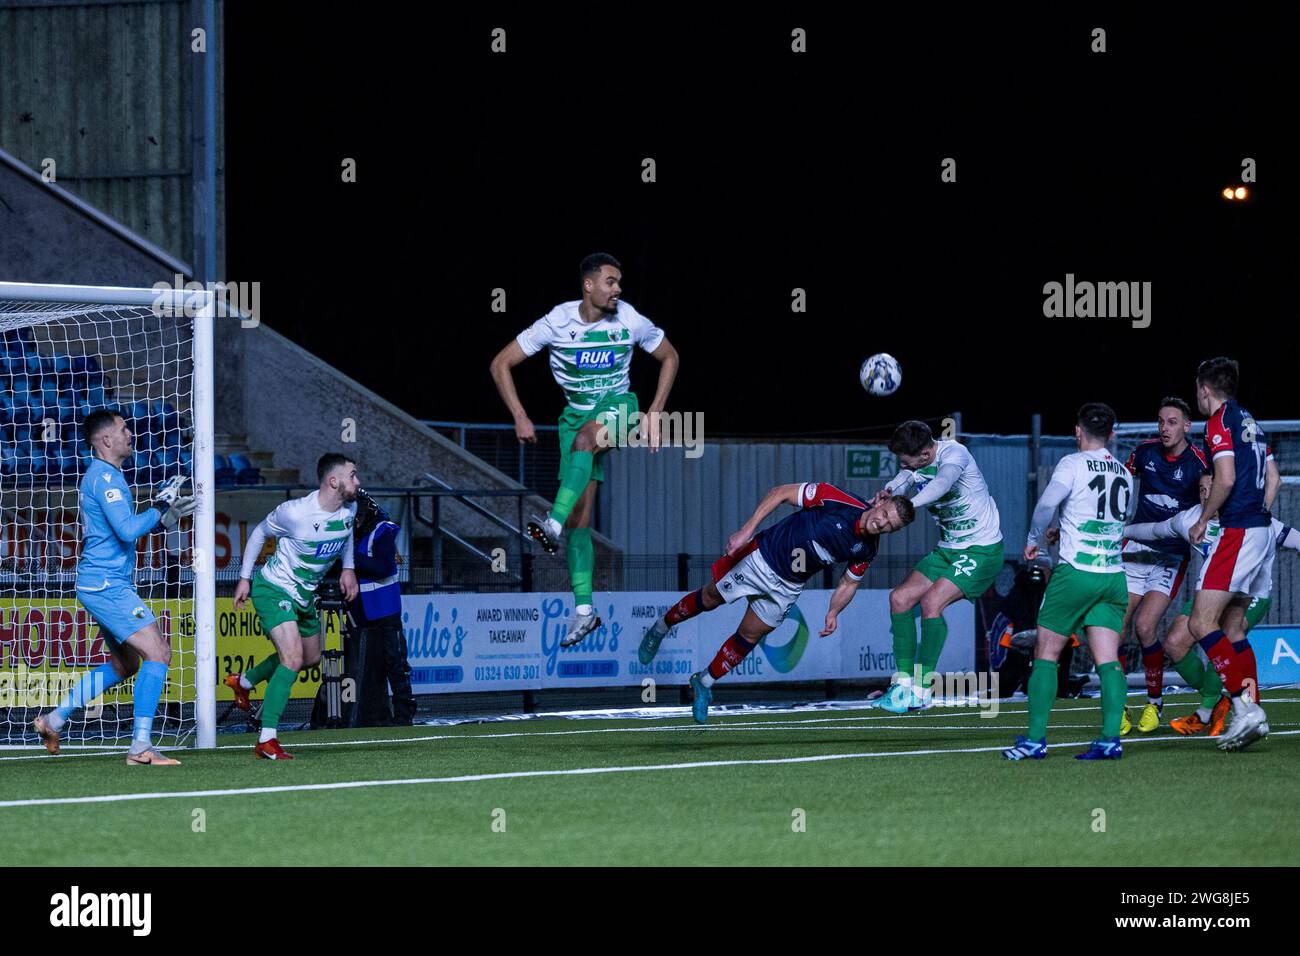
[224,8,1292,438]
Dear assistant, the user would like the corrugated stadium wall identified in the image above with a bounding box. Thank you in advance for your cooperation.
[0,0,228,280]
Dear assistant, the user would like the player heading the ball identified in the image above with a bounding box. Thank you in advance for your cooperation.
[870,420,1005,713]
[638,482,915,724]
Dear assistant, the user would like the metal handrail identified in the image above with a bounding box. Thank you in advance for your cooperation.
[417,473,526,538]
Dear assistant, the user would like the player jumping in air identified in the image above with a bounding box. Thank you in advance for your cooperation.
[1003,403,1133,760]
[637,482,915,723]
[228,453,360,759]
[869,421,1004,713]
[1182,357,1276,751]
[1125,468,1294,737]
[490,252,679,648]
[1116,398,1208,736]
[33,410,196,764]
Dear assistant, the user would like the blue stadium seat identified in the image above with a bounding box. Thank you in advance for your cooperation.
[55,394,77,423]
[61,441,82,473]
[155,446,182,470]
[13,397,40,426]
[228,452,261,486]
[152,401,180,431]
[214,453,236,486]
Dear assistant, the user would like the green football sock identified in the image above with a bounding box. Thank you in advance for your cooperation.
[566,526,594,607]
[550,450,594,525]
[261,664,299,733]
[1027,659,1057,740]
[243,653,280,687]
[1098,661,1127,738]
[890,611,917,682]
[918,615,949,688]
[1173,652,1222,709]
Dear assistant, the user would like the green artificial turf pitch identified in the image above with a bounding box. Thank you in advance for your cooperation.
[2,693,1296,866]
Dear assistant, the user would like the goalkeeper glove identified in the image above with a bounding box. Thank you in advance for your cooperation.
[152,475,187,509]
[160,495,198,529]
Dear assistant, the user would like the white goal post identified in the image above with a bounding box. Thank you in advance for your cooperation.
[0,281,216,749]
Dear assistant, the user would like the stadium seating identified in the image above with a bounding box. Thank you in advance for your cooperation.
[0,330,194,486]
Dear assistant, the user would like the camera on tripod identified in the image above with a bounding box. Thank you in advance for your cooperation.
[312,571,348,728]
[315,578,347,613]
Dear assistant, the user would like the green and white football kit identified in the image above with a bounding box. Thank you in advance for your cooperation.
[517,299,665,636]
[1021,448,1133,749]
[882,440,1005,707]
[238,492,357,738]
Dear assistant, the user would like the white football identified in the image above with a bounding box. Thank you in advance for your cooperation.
[860,353,902,396]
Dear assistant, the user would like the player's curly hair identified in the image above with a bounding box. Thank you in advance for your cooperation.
[1077,402,1116,441]
[580,252,621,284]
[1196,356,1239,398]
[888,420,933,458]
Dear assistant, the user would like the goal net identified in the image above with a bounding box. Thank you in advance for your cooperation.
[0,282,215,750]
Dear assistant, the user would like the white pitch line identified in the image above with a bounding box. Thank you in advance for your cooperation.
[3,730,1297,810]
[3,695,1297,762]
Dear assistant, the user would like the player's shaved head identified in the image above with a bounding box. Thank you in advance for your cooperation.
[1196,356,1239,398]
[317,452,355,482]
[1077,402,1116,441]
[82,409,122,448]
[888,496,915,526]
[861,495,915,535]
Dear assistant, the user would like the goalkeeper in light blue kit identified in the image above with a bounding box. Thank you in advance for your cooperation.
[32,409,196,764]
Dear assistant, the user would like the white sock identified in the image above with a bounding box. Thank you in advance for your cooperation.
[259,727,277,743]
[699,671,716,688]
[239,673,254,690]
[651,617,669,636]
[546,515,562,536]
[897,674,914,689]
[45,711,66,733]
[1196,707,1212,721]
[575,604,593,617]
[1232,695,1250,716]
[1149,696,1162,709]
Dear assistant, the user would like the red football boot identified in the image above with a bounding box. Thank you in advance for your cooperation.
[225,673,251,711]
[254,737,294,760]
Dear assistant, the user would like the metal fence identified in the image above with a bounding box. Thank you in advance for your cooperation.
[423,420,562,503]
